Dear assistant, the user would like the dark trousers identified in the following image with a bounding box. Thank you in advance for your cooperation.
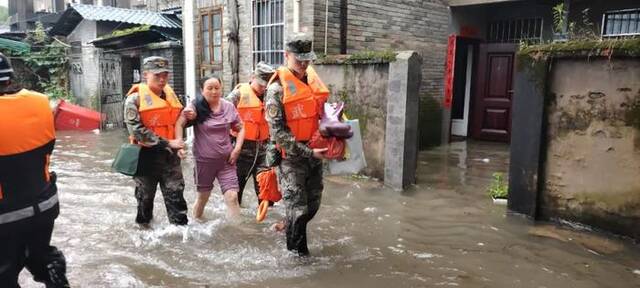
[0,208,69,288]
[277,156,323,256]
[236,140,269,206]
[133,151,188,225]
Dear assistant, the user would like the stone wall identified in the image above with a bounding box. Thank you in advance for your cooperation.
[314,62,389,179]
[542,58,640,240]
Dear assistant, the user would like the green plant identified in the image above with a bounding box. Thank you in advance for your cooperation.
[552,3,567,34]
[487,172,508,199]
[572,8,598,40]
[19,22,72,101]
[346,50,396,64]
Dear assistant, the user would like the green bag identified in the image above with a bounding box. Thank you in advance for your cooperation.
[111,143,141,176]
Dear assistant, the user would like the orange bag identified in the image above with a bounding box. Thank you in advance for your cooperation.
[308,130,346,160]
[256,168,281,222]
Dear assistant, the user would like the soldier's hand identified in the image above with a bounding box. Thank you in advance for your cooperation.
[168,139,185,149]
[177,148,187,159]
[183,107,197,121]
[228,148,241,165]
[312,148,328,160]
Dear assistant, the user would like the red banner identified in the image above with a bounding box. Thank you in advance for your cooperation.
[443,34,457,109]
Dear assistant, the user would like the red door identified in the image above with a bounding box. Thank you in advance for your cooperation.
[471,43,517,142]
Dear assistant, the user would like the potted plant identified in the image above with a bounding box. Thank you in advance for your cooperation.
[487,172,508,205]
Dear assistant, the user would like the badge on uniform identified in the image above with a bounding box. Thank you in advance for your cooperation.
[126,107,138,121]
[267,104,279,118]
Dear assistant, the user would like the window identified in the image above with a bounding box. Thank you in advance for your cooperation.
[200,9,223,66]
[252,0,284,66]
[487,18,544,43]
[602,8,640,37]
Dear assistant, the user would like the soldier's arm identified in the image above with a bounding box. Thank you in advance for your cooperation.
[225,89,241,107]
[123,93,169,148]
[264,83,314,158]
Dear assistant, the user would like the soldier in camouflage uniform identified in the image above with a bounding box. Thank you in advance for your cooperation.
[225,62,276,206]
[264,33,329,256]
[123,56,189,226]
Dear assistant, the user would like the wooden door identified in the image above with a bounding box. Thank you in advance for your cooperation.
[471,43,517,142]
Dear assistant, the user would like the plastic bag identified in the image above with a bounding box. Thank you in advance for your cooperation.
[328,119,366,175]
[319,102,353,138]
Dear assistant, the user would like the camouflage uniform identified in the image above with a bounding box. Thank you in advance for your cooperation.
[227,88,270,205]
[264,73,322,256]
[123,59,188,226]
[226,62,275,205]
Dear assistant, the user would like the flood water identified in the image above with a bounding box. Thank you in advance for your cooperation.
[18,131,640,287]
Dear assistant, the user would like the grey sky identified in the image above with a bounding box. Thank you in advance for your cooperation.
[0,0,6,8]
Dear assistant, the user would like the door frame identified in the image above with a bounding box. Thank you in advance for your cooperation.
[446,36,482,142]
[470,43,518,142]
[451,43,475,137]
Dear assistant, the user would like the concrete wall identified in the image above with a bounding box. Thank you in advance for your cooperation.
[67,19,100,108]
[311,0,449,149]
[543,58,640,240]
[314,63,389,179]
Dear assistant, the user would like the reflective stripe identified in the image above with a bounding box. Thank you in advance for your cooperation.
[38,193,58,212]
[0,206,34,224]
[0,193,59,224]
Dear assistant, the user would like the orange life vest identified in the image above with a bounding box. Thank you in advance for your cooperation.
[0,89,57,217]
[235,83,270,141]
[272,66,329,141]
[127,83,183,140]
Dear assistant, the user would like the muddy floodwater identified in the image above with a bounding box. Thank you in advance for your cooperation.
[18,131,640,287]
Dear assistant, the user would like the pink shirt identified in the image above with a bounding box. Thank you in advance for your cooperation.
[189,99,241,161]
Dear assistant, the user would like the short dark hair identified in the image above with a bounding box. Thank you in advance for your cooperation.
[199,73,222,89]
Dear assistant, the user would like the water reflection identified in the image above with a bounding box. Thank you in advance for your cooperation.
[17,131,640,288]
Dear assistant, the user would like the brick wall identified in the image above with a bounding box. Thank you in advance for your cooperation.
[313,0,449,100]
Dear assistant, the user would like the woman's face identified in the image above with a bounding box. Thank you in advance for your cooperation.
[202,78,222,102]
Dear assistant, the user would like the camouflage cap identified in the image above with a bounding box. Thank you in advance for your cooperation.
[285,33,316,61]
[142,56,170,73]
[253,61,276,86]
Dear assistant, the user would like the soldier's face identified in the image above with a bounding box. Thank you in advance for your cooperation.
[250,76,267,95]
[144,72,169,92]
[202,77,222,102]
[285,51,310,76]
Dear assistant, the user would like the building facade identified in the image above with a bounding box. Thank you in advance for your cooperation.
[185,0,449,101]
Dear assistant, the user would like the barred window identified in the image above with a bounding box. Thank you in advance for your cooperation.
[252,0,284,67]
[488,18,544,43]
[602,8,640,37]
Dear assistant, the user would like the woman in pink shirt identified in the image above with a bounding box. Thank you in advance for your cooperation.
[175,75,244,220]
